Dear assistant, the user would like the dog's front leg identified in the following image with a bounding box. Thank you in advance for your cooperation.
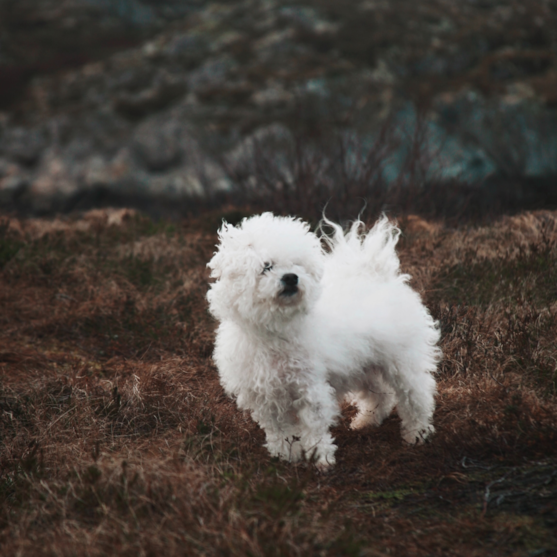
[251,380,339,468]
[264,425,305,463]
[251,406,305,463]
[293,381,339,470]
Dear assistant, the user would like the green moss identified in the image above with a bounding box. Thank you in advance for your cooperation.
[129,214,177,237]
[122,256,158,288]
[0,238,22,269]
[0,223,23,269]
[367,486,421,501]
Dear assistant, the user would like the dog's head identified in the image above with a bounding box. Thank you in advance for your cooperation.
[207,213,324,330]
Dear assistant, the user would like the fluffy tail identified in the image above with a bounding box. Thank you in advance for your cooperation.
[320,215,406,282]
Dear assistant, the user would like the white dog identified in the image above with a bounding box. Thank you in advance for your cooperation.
[207,213,440,468]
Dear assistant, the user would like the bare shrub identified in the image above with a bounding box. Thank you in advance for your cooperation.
[219,115,483,224]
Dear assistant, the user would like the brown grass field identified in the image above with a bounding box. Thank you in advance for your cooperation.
[1,207,556,556]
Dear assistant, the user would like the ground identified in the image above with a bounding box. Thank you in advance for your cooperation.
[0,208,556,556]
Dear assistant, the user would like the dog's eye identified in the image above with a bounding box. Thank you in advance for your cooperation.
[262,262,273,274]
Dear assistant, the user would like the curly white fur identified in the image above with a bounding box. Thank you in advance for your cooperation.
[207,213,441,468]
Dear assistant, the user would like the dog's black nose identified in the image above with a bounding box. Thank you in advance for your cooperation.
[281,273,298,286]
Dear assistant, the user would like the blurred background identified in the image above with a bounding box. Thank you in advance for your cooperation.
[0,0,556,221]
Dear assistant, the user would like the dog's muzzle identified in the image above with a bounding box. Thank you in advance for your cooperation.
[280,273,299,297]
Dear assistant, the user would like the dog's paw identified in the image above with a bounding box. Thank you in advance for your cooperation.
[350,411,384,430]
[266,435,304,462]
[350,413,372,430]
[307,442,336,471]
[402,424,434,445]
[315,455,335,473]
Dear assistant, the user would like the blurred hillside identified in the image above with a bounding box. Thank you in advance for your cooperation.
[0,0,556,217]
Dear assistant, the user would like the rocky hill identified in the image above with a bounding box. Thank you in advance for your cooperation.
[1,0,556,216]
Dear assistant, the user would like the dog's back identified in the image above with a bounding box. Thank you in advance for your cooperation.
[320,216,407,285]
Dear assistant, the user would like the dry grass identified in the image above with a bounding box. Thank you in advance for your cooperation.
[1,208,556,556]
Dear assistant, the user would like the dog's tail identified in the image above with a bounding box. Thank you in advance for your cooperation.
[320,215,406,282]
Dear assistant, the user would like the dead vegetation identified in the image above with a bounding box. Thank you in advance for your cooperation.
[1,207,556,556]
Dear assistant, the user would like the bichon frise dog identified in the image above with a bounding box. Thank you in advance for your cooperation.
[207,213,440,468]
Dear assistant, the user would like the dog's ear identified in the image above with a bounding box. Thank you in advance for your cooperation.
[207,221,228,279]
[208,222,231,279]
[207,220,250,279]
[207,251,223,279]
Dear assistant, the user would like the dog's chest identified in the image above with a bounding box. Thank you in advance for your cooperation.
[248,342,313,392]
